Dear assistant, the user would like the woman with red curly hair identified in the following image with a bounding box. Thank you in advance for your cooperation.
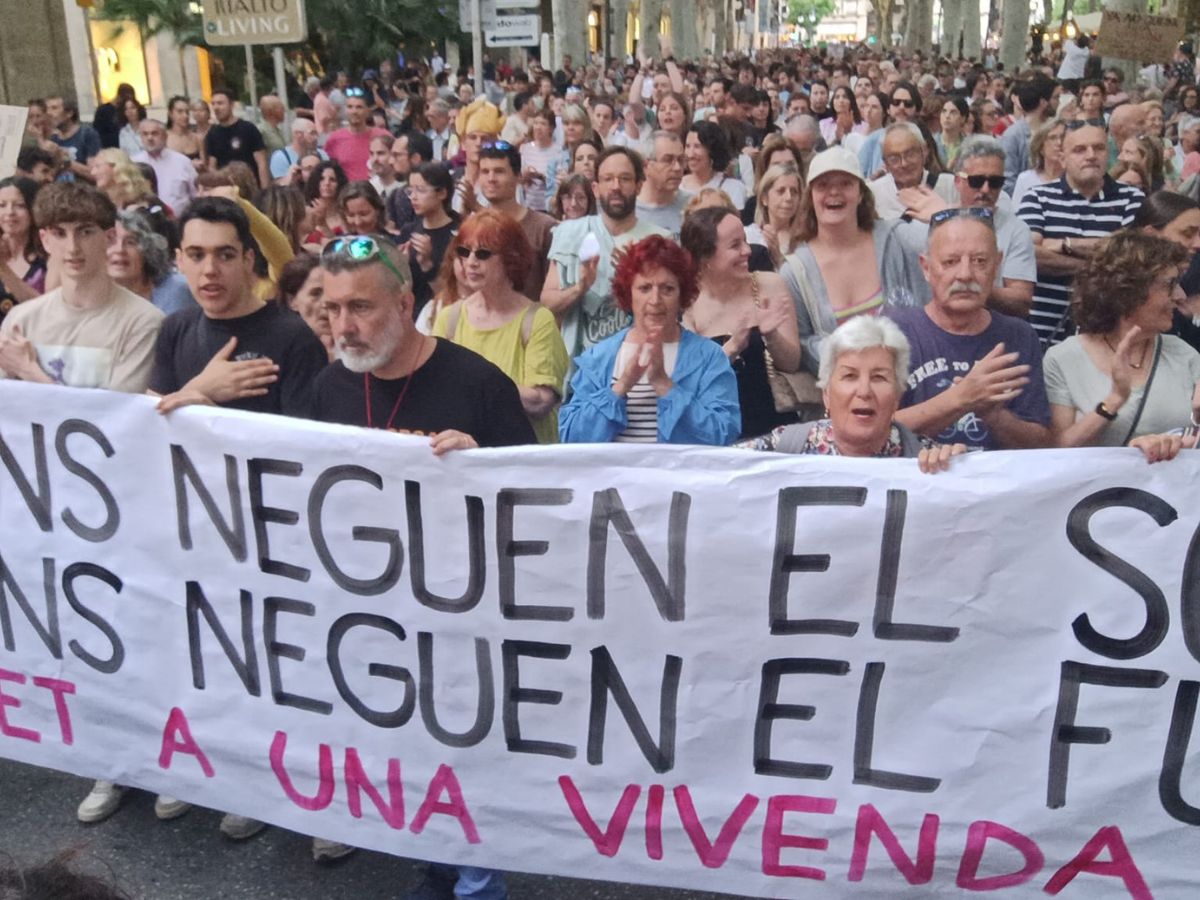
[559,234,741,444]
[433,209,569,443]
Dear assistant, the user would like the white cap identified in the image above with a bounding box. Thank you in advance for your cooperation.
[806,146,866,186]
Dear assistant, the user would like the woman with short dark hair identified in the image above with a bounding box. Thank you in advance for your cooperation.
[682,120,747,210]
[1045,231,1200,450]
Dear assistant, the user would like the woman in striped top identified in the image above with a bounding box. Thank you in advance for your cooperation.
[559,235,741,445]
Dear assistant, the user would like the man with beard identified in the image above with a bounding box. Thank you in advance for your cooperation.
[887,212,1050,451]
[314,234,533,453]
[542,146,669,364]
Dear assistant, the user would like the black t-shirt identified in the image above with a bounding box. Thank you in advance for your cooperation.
[312,339,536,447]
[409,220,457,313]
[205,120,266,179]
[150,303,328,417]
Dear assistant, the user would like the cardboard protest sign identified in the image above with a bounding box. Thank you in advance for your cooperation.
[0,381,1195,897]
[1096,11,1184,64]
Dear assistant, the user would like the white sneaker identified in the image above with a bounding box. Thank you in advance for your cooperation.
[312,838,356,862]
[220,813,267,840]
[77,780,126,823]
[153,795,193,820]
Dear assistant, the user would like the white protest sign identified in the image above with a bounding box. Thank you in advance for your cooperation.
[0,381,1195,898]
[0,106,29,179]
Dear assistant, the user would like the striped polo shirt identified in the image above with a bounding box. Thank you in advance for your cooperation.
[1017,175,1143,347]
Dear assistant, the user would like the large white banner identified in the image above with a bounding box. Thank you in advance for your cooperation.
[0,382,1196,898]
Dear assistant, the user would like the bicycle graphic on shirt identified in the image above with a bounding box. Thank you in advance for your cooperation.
[942,412,987,445]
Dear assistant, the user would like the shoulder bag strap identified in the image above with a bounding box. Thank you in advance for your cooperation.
[445,300,464,340]
[1119,336,1163,446]
[519,304,535,346]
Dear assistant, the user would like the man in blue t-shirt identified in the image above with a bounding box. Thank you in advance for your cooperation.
[887,211,1051,451]
[45,95,101,181]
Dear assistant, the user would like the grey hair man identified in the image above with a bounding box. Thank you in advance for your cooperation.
[870,122,958,219]
[782,113,825,175]
[896,137,1035,317]
[315,234,535,454]
[636,130,690,238]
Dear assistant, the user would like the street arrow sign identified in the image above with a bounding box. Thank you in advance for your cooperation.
[484,13,540,46]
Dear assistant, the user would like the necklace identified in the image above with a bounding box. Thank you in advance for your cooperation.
[363,337,425,431]
[1102,333,1151,369]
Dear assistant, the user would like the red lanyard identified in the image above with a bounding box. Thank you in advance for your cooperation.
[363,338,424,431]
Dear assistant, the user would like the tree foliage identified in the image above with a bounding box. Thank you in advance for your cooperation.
[93,0,203,46]
[299,0,460,75]
[787,0,835,42]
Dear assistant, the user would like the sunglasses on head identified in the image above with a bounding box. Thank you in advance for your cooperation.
[930,206,995,230]
[1065,117,1108,131]
[345,87,367,98]
[482,139,515,151]
[321,235,408,284]
[960,174,1006,190]
[891,97,916,108]
[455,246,495,261]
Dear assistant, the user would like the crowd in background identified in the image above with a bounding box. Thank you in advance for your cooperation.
[4,28,1200,898]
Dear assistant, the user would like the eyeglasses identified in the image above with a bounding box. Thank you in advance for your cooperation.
[1152,274,1181,292]
[890,97,916,108]
[960,174,1006,190]
[1065,117,1108,131]
[454,246,496,261]
[883,147,923,167]
[404,184,434,197]
[322,235,408,284]
[345,87,367,98]
[930,207,995,230]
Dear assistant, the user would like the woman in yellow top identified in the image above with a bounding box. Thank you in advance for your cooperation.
[433,209,569,443]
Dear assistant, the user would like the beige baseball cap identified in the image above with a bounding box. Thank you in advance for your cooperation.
[806,146,866,186]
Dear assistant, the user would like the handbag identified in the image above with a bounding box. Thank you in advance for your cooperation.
[755,268,824,411]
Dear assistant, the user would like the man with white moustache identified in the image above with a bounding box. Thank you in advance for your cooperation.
[887,210,1051,451]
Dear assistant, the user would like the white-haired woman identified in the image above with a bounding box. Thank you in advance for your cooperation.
[106,208,197,315]
[742,316,966,472]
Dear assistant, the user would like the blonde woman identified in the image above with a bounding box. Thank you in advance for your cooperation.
[746,163,803,269]
[88,148,153,208]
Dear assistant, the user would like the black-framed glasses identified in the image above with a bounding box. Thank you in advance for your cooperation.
[1065,117,1107,131]
[322,235,408,284]
[345,87,367,98]
[930,207,995,230]
[961,174,1006,190]
[455,246,496,261]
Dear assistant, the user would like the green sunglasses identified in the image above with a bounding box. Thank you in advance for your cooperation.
[321,235,409,285]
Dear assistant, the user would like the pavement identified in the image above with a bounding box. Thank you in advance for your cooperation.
[0,758,747,899]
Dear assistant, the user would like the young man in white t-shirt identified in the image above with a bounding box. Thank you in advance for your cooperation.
[0,182,163,392]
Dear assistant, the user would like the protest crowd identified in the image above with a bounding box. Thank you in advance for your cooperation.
[5,23,1200,900]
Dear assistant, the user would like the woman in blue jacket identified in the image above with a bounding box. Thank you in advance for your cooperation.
[559,235,741,445]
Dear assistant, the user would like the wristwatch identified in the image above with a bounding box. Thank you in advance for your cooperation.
[1062,236,1075,257]
[1095,401,1118,421]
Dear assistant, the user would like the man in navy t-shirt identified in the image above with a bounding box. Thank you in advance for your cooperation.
[888,211,1051,451]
